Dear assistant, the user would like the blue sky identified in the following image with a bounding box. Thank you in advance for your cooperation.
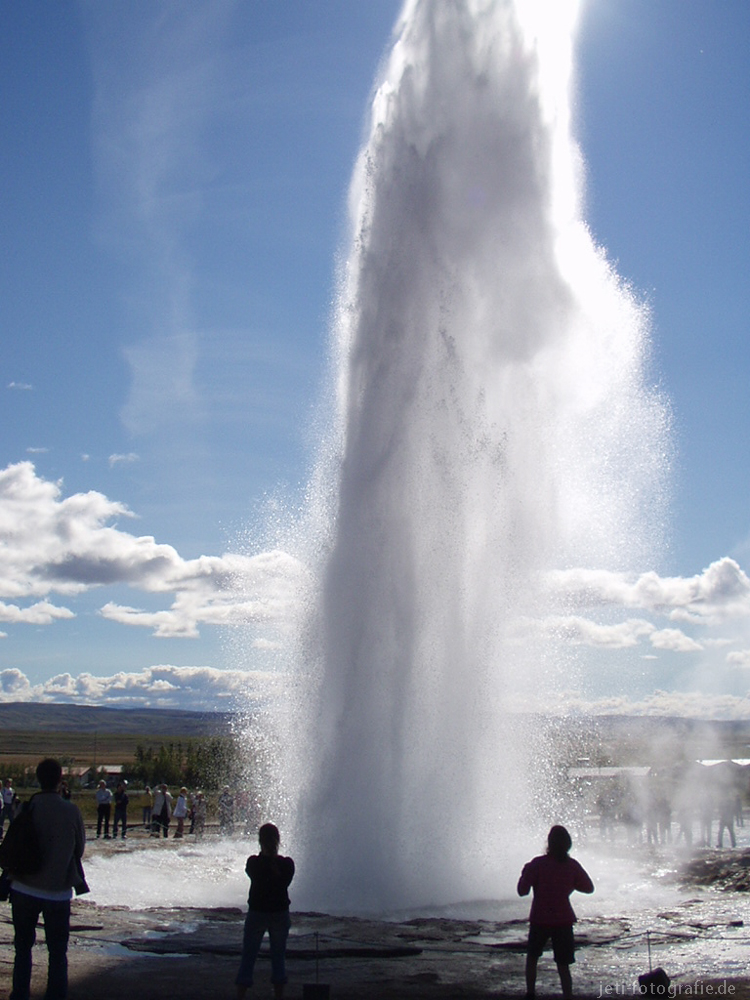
[1,0,749,714]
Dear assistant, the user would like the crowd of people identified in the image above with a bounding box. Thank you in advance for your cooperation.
[1,771,259,854]
[589,779,745,850]
[77,779,250,841]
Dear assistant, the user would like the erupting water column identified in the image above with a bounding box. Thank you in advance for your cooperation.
[288,0,669,911]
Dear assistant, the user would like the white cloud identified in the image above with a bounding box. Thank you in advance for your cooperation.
[649,628,703,653]
[0,668,31,695]
[2,461,750,666]
[0,601,75,626]
[539,615,702,654]
[556,689,750,721]
[0,664,287,711]
[108,452,140,467]
[546,558,750,623]
[541,615,654,649]
[727,650,750,669]
[7,382,33,391]
[5,662,749,720]
[0,462,307,638]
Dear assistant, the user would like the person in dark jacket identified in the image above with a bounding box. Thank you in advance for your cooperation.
[236,823,295,1000]
[113,781,129,839]
[9,757,86,1000]
[517,824,594,999]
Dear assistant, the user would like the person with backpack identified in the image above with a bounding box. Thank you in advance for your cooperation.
[1,777,15,838]
[4,757,86,1000]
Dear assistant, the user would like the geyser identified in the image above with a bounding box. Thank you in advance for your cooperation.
[283,0,670,911]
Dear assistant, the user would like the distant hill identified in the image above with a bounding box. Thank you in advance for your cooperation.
[1,703,748,761]
[0,702,235,737]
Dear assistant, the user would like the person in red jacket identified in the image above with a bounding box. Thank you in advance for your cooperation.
[517,824,594,999]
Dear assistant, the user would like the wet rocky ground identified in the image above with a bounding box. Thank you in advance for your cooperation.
[3,837,750,999]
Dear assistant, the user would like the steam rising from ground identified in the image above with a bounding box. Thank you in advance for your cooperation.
[273,0,670,911]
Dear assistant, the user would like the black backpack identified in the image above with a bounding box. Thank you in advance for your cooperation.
[0,797,43,879]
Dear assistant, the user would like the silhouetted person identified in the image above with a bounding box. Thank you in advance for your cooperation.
[1,777,15,838]
[596,789,616,841]
[656,795,672,845]
[142,786,153,829]
[518,824,594,999]
[9,757,86,1000]
[219,785,235,835]
[697,785,716,847]
[236,823,295,1000]
[151,783,172,838]
[173,787,188,838]
[113,781,128,839]
[674,782,694,846]
[645,793,659,847]
[717,796,736,848]
[95,780,112,839]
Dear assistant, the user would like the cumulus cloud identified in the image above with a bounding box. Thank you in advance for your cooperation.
[649,627,703,653]
[0,664,287,711]
[6,661,747,720]
[539,615,703,654]
[0,668,31,695]
[538,559,750,660]
[0,462,307,638]
[3,460,750,669]
[546,558,750,624]
[541,616,654,649]
[0,601,75,626]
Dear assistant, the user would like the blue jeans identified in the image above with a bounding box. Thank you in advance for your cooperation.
[1,802,13,836]
[10,889,71,1000]
[235,909,291,987]
[96,803,110,838]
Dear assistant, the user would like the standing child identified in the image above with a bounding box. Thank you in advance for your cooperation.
[517,824,594,999]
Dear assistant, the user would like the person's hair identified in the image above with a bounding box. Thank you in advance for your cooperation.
[258,822,281,853]
[546,824,572,861]
[36,758,63,792]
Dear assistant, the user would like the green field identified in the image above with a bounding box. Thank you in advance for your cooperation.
[0,729,165,771]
